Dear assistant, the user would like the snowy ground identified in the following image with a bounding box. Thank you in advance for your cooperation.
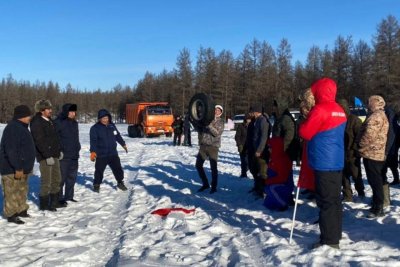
[0,123,400,266]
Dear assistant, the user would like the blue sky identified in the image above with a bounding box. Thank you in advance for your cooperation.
[0,0,399,91]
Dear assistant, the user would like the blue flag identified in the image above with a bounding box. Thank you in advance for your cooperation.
[354,97,363,107]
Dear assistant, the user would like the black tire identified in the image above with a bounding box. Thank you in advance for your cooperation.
[127,125,135,138]
[165,133,172,137]
[188,93,215,129]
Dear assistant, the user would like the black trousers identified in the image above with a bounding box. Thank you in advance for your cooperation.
[382,153,399,183]
[315,170,343,245]
[94,155,124,185]
[239,151,248,176]
[183,130,191,146]
[364,158,385,206]
[196,145,219,189]
[173,133,182,145]
[59,159,79,200]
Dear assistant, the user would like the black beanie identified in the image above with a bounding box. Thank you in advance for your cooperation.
[250,103,263,113]
[13,105,32,119]
[68,104,77,112]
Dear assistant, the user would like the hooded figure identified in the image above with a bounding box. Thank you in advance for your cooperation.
[357,95,388,218]
[54,103,81,203]
[299,78,347,249]
[90,109,128,192]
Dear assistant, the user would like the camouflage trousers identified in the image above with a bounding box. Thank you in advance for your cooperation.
[1,174,29,218]
[39,159,61,196]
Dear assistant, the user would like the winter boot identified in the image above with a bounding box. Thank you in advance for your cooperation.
[368,204,384,218]
[7,214,25,225]
[383,184,391,208]
[197,185,210,192]
[117,181,128,191]
[17,210,31,218]
[48,194,58,212]
[93,184,100,193]
[52,193,67,209]
[39,195,50,211]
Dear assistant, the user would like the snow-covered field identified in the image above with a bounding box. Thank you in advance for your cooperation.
[0,123,399,266]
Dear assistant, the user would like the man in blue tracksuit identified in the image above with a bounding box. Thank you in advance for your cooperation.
[90,109,128,192]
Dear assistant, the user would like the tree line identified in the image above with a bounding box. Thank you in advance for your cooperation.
[1,15,399,123]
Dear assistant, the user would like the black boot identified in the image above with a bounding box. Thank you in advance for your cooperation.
[7,214,25,224]
[17,210,31,218]
[39,195,49,211]
[48,194,58,212]
[368,204,384,218]
[51,193,67,209]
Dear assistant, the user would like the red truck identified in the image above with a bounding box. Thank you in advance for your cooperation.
[126,102,174,137]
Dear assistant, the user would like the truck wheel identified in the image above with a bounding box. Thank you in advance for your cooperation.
[188,93,215,129]
[128,125,135,138]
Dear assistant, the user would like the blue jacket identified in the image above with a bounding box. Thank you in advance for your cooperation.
[54,103,81,160]
[0,119,36,175]
[90,109,125,158]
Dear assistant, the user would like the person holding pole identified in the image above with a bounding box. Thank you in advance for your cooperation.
[298,78,346,249]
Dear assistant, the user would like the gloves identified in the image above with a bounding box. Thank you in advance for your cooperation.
[238,145,243,154]
[90,152,97,162]
[46,157,55,166]
[123,145,128,153]
[59,151,64,160]
[15,170,24,180]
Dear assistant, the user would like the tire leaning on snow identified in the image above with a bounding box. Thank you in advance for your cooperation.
[188,93,215,130]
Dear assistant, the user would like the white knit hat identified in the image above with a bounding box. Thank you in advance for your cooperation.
[215,105,223,112]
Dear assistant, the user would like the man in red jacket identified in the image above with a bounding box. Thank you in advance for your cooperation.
[299,78,347,249]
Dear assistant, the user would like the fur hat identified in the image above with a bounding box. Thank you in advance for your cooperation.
[34,99,53,112]
[68,104,77,112]
[13,105,32,119]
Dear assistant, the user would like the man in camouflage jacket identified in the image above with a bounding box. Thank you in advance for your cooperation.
[196,105,224,194]
[357,95,389,218]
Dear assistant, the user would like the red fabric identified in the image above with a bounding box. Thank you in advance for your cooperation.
[265,137,292,185]
[151,208,196,217]
[297,142,315,191]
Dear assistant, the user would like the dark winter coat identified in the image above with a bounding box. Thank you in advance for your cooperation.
[30,113,62,162]
[172,118,184,135]
[54,104,81,160]
[246,118,256,154]
[183,114,191,134]
[90,109,126,158]
[235,122,247,150]
[338,99,363,177]
[272,108,297,160]
[252,115,269,157]
[384,106,397,156]
[0,119,36,175]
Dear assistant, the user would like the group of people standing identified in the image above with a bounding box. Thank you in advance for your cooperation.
[171,113,192,146]
[235,77,399,249]
[235,96,298,208]
[0,100,128,224]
